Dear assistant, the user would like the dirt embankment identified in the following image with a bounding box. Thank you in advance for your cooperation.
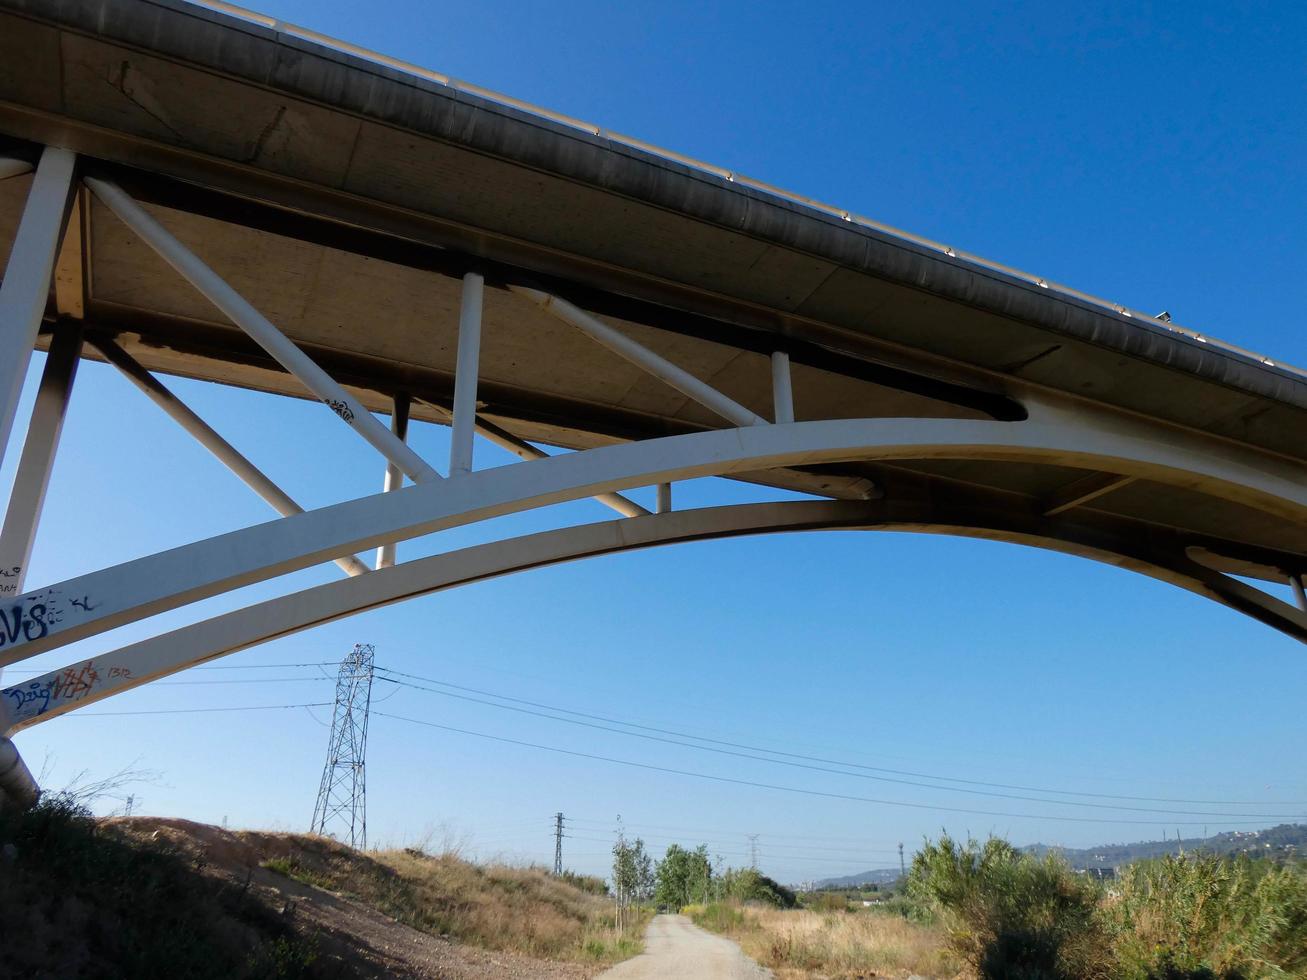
[121,816,617,980]
[1,801,631,980]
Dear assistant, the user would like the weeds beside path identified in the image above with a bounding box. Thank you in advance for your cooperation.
[689,903,960,979]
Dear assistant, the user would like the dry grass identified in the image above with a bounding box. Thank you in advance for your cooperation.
[693,903,963,979]
[256,834,642,964]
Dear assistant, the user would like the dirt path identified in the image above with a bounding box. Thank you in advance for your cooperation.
[597,915,771,980]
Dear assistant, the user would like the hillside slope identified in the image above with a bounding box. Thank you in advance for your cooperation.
[0,798,634,979]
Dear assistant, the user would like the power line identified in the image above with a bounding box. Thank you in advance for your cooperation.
[371,710,1283,827]
[565,829,904,859]
[153,677,329,685]
[63,703,332,716]
[372,667,1307,807]
[561,835,895,867]
[373,673,1305,819]
[190,661,340,670]
[564,815,905,848]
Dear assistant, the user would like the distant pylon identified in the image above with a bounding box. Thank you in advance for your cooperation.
[310,643,375,849]
[747,834,759,869]
[553,812,565,875]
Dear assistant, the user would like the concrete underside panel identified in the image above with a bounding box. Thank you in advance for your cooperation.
[0,0,1304,584]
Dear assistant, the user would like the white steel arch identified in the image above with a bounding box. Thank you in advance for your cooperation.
[6,492,1304,736]
[1,402,1305,671]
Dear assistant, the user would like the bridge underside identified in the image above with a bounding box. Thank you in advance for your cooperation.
[0,0,1305,807]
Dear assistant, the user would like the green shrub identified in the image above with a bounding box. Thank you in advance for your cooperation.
[720,867,797,908]
[691,902,751,932]
[1106,854,1307,980]
[908,834,1108,980]
[559,869,609,895]
[907,834,1307,980]
[808,890,850,912]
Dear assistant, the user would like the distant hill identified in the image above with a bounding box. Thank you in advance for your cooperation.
[812,866,901,889]
[813,824,1307,888]
[1026,823,1307,870]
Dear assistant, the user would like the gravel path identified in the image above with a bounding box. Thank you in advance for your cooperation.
[597,915,771,980]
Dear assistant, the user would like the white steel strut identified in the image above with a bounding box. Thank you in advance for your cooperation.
[90,337,371,579]
[84,177,441,484]
[0,148,77,471]
[511,287,769,427]
[0,323,82,597]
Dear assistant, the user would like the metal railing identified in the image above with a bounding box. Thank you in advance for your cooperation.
[191,0,1300,380]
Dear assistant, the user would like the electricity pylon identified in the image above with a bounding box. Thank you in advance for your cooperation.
[310,643,374,849]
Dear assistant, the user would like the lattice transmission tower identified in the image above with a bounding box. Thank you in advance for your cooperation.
[553,812,565,875]
[310,643,375,849]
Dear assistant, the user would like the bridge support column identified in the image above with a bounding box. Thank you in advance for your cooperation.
[449,272,484,476]
[376,392,411,569]
[0,147,77,471]
[0,736,38,810]
[656,483,672,514]
[771,351,794,423]
[0,321,82,598]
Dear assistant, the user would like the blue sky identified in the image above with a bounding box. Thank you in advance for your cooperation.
[4,0,1307,883]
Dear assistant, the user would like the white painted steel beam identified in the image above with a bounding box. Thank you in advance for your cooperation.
[375,392,410,570]
[449,272,484,476]
[0,322,82,598]
[2,404,1305,666]
[511,286,768,427]
[0,158,32,181]
[2,501,875,732]
[0,147,77,471]
[419,401,648,518]
[771,351,794,424]
[84,177,441,484]
[90,337,371,578]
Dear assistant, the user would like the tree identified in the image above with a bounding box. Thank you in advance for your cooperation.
[720,866,797,908]
[612,834,651,929]
[655,843,713,909]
